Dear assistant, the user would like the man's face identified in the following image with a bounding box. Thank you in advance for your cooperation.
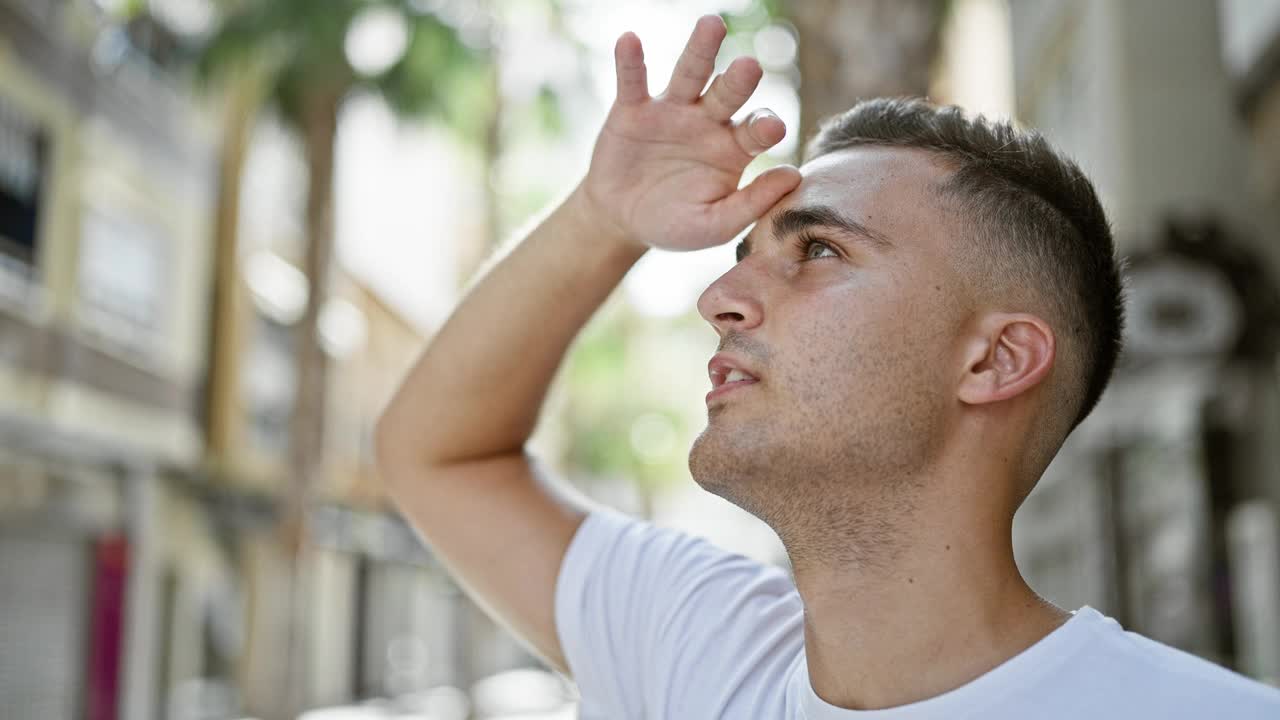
[688,146,969,524]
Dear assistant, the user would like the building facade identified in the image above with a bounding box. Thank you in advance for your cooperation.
[0,2,223,719]
[0,2,529,719]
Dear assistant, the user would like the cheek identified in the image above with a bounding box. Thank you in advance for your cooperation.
[777,285,933,407]
[777,300,875,401]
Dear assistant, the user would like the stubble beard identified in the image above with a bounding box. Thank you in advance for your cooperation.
[687,398,939,575]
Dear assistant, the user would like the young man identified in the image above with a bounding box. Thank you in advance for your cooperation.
[375,15,1280,718]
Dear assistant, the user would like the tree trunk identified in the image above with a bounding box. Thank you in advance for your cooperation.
[204,65,279,720]
[282,90,341,718]
[207,71,262,458]
[457,42,504,287]
[788,0,946,156]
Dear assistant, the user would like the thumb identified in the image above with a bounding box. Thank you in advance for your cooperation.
[709,165,802,237]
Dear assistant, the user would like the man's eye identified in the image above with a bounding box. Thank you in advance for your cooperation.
[802,238,838,260]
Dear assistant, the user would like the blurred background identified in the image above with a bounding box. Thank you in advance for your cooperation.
[1,0,1279,718]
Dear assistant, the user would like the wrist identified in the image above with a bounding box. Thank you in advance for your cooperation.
[564,182,649,260]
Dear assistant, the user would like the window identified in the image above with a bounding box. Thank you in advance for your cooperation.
[0,97,46,272]
[77,203,170,354]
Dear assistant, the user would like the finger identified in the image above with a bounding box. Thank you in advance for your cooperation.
[614,32,649,105]
[701,56,763,123]
[710,165,803,237]
[732,109,787,157]
[664,14,726,103]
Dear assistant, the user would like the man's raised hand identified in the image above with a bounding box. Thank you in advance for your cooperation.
[576,15,802,252]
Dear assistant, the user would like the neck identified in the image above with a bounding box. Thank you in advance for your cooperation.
[781,460,1070,711]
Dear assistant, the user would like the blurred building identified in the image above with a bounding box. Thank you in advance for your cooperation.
[1008,0,1280,686]
[0,2,533,719]
[0,2,220,720]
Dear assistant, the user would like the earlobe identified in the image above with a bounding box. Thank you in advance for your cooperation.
[957,314,1055,407]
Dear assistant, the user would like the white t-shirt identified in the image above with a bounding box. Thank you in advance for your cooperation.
[555,509,1280,719]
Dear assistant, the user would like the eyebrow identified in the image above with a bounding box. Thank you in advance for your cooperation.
[735,205,895,262]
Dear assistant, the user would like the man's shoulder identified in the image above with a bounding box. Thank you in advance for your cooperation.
[569,508,794,588]
[558,508,802,640]
[1116,629,1279,697]
[1067,609,1280,716]
[557,509,805,718]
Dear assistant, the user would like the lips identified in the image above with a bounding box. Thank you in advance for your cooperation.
[707,353,760,403]
[708,353,760,388]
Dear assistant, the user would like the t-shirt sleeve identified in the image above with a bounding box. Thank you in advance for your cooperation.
[554,508,803,718]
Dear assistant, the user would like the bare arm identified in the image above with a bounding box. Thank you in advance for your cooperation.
[374,15,801,674]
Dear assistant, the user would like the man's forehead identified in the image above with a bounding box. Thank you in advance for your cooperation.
[793,146,946,210]
[749,145,952,244]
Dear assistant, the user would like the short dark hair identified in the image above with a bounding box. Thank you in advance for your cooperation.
[806,97,1124,431]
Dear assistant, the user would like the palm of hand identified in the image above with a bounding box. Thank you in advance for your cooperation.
[581,16,801,253]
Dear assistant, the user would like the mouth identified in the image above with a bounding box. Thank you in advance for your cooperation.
[706,353,760,404]
[705,378,757,404]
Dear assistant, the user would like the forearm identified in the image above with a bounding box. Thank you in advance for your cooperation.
[375,184,648,470]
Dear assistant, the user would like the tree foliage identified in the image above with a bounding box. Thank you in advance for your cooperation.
[193,0,487,129]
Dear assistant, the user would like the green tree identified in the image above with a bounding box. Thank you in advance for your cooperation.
[193,1,486,715]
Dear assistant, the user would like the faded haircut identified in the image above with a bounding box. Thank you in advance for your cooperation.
[806,97,1125,431]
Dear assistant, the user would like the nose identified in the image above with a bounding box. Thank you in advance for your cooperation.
[697,265,764,336]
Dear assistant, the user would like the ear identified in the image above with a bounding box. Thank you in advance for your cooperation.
[956,313,1056,407]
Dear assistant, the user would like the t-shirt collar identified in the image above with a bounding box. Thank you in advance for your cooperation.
[797,606,1104,719]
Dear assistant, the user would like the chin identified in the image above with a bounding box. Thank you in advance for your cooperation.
[688,430,730,492]
[688,430,770,516]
